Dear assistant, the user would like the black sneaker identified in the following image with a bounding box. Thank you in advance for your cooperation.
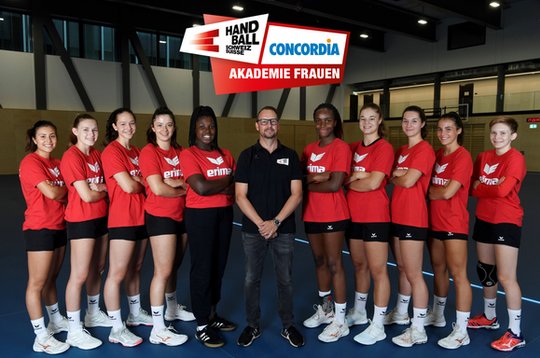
[210,315,237,332]
[281,325,304,347]
[195,326,225,348]
[237,326,261,347]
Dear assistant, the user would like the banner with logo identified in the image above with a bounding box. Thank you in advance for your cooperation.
[180,14,349,95]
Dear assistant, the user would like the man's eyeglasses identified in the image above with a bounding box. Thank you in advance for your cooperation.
[257,118,279,126]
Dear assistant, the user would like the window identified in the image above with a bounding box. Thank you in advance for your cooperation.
[0,10,31,52]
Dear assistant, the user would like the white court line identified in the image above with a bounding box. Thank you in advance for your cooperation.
[233,221,540,305]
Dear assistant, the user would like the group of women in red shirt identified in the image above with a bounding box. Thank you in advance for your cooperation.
[20,102,526,354]
[300,103,526,352]
[20,106,237,354]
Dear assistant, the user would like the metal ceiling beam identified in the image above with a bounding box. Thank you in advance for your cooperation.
[419,0,502,29]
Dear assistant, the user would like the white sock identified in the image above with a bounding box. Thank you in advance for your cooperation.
[319,290,331,297]
[456,310,469,333]
[396,293,411,315]
[45,302,62,324]
[165,292,177,312]
[66,310,81,332]
[151,305,166,330]
[372,305,387,326]
[508,308,521,336]
[484,297,497,320]
[31,317,48,339]
[354,292,368,313]
[412,307,427,329]
[432,295,447,317]
[127,294,141,316]
[107,309,123,330]
[334,302,346,324]
[87,294,100,315]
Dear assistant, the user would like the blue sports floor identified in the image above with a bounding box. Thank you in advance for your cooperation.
[1,174,539,357]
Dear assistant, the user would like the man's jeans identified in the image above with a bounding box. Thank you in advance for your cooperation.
[242,232,295,328]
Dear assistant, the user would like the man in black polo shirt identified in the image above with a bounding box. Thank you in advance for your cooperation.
[235,105,304,348]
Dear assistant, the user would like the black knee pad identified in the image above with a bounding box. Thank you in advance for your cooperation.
[477,261,497,287]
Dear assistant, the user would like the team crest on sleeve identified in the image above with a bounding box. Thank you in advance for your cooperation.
[277,158,289,166]
[164,156,180,166]
[207,156,224,165]
[87,162,100,173]
[310,152,325,162]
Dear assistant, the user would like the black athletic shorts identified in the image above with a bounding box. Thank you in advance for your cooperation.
[473,217,521,248]
[24,229,67,251]
[67,217,108,240]
[109,225,148,241]
[392,223,427,241]
[304,220,348,234]
[145,212,185,237]
[429,230,468,241]
[347,222,390,242]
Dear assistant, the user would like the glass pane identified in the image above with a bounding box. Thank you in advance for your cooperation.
[0,11,25,51]
[136,31,157,65]
[84,23,101,60]
[67,21,79,57]
[101,26,115,61]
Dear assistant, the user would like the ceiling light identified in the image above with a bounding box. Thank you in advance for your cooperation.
[232,5,244,12]
[0,17,4,21]
[159,40,167,44]
[417,18,428,25]
[360,33,369,39]
[489,1,501,8]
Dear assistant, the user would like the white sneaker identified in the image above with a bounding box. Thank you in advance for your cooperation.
[149,326,188,346]
[424,309,446,327]
[109,323,143,347]
[33,334,70,354]
[345,308,368,327]
[47,316,69,334]
[438,324,470,349]
[127,308,153,327]
[383,308,410,325]
[66,328,102,350]
[392,326,428,348]
[164,304,196,322]
[317,321,350,343]
[84,310,113,328]
[303,304,334,328]
[354,320,386,345]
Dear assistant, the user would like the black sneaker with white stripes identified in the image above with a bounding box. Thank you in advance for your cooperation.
[281,325,305,347]
[209,315,237,332]
[237,326,261,347]
[195,326,224,348]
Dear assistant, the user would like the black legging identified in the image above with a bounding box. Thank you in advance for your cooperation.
[185,206,233,326]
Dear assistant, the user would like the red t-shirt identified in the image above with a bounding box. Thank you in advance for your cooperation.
[429,146,472,234]
[391,140,435,227]
[472,148,526,226]
[102,141,145,227]
[19,153,65,230]
[139,144,186,221]
[179,146,235,209]
[302,138,351,222]
[60,145,108,222]
[347,138,394,223]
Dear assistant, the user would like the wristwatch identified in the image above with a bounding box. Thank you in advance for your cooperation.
[273,218,281,227]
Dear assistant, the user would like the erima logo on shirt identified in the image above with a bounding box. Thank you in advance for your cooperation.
[483,163,499,175]
[354,153,368,163]
[87,162,100,173]
[371,233,378,238]
[398,154,409,164]
[435,163,448,174]
[207,156,224,165]
[48,167,61,177]
[130,156,139,166]
[310,152,325,162]
[277,158,289,166]
[164,156,179,166]
[498,236,505,241]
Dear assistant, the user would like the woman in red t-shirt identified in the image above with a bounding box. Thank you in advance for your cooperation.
[427,112,473,349]
[60,114,108,350]
[388,105,435,348]
[468,117,526,352]
[302,103,351,343]
[345,103,393,345]
[139,107,191,346]
[19,120,70,354]
[180,105,236,348]
[101,108,149,347]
